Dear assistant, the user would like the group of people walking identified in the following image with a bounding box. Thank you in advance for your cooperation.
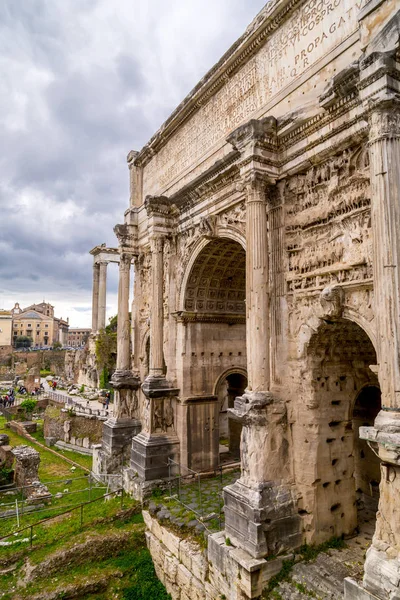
[0,388,15,407]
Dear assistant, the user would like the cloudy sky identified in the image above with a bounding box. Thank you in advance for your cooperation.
[0,0,266,328]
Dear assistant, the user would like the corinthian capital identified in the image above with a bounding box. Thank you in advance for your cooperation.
[367,92,400,141]
[150,236,164,254]
[114,223,137,249]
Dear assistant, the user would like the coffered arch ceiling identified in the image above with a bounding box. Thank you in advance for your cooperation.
[184,238,245,315]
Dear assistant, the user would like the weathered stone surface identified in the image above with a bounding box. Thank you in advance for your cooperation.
[94,1,400,598]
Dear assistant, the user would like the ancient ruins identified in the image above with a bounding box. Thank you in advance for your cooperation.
[92,1,400,598]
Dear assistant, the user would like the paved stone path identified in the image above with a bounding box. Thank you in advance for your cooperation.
[41,379,115,416]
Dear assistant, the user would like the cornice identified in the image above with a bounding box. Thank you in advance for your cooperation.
[135,0,301,168]
[169,150,240,210]
[174,311,246,325]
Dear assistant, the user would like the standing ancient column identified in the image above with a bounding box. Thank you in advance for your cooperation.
[149,236,164,378]
[116,252,133,372]
[97,261,108,331]
[245,172,270,393]
[223,118,300,560]
[347,52,400,600]
[368,94,400,411]
[92,263,100,332]
[130,196,179,484]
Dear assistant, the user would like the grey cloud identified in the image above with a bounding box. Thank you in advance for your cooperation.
[0,0,267,326]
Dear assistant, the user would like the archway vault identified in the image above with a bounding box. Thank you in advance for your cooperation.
[183,238,246,315]
[179,235,246,314]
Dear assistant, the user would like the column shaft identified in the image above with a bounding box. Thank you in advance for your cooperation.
[91,263,100,332]
[245,173,270,392]
[150,237,164,376]
[369,99,400,408]
[97,261,108,331]
[116,253,132,371]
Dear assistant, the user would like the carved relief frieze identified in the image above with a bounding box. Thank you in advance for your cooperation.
[285,145,372,294]
[218,201,246,236]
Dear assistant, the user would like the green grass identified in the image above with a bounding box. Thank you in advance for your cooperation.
[0,416,105,541]
[0,505,170,600]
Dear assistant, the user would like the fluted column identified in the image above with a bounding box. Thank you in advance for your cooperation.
[245,172,270,393]
[92,263,100,332]
[368,94,400,411]
[349,51,400,600]
[116,252,133,371]
[149,236,164,378]
[97,261,108,331]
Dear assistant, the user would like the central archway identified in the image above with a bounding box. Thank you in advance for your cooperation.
[295,319,380,544]
[180,237,247,472]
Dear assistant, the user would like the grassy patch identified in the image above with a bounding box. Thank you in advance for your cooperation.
[0,506,169,600]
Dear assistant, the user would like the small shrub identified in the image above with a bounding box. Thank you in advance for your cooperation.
[225,537,232,546]
[20,398,38,420]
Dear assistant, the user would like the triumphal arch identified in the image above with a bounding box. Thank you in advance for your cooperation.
[93,1,400,598]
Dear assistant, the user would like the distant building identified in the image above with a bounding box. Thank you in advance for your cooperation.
[11,302,69,347]
[67,328,91,348]
[0,310,12,347]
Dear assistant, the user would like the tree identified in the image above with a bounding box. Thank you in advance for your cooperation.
[53,341,62,350]
[15,336,32,348]
[20,398,37,420]
[96,314,118,388]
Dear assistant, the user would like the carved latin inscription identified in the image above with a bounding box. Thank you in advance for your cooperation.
[142,0,366,196]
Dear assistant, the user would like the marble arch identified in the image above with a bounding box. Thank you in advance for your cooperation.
[91,2,400,599]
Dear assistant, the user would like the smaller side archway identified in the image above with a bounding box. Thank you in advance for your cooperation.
[294,318,380,544]
[215,369,248,462]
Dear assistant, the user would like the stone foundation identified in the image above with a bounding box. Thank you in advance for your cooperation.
[143,510,292,600]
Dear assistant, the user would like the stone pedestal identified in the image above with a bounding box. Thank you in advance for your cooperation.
[224,392,301,559]
[129,376,180,488]
[345,414,400,600]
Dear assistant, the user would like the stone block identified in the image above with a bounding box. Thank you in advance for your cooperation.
[344,577,382,600]
[164,550,178,582]
[190,549,208,582]
[177,563,192,590]
[162,526,181,558]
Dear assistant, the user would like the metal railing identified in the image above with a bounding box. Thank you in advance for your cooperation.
[0,487,125,549]
[48,391,109,418]
[166,459,240,532]
[0,474,107,525]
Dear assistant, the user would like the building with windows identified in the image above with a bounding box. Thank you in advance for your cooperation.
[67,328,91,348]
[0,310,12,348]
[11,302,69,347]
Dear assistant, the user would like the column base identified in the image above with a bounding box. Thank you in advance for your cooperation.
[208,531,294,599]
[102,417,141,455]
[92,418,141,484]
[344,546,400,600]
[224,478,302,559]
[130,432,180,481]
[344,578,382,600]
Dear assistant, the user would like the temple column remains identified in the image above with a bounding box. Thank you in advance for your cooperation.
[129,196,179,496]
[91,262,100,332]
[97,260,108,331]
[345,50,400,600]
[222,118,301,559]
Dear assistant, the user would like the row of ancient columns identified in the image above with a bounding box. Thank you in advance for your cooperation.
[91,261,108,332]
